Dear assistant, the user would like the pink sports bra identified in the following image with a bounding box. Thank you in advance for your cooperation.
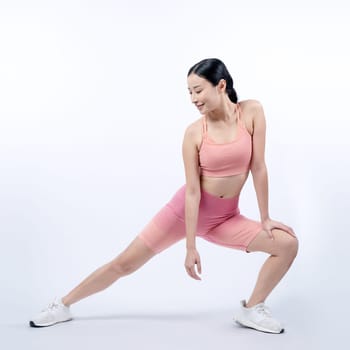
[198,103,252,177]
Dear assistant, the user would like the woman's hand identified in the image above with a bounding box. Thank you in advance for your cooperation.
[262,218,297,240]
[185,248,202,280]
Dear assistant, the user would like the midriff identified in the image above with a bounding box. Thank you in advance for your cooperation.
[200,172,249,199]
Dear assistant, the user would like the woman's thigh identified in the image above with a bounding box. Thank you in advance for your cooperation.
[200,214,264,252]
[137,205,186,254]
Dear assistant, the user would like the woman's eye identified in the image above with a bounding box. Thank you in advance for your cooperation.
[189,90,202,95]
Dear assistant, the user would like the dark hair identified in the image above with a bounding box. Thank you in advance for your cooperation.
[187,58,238,103]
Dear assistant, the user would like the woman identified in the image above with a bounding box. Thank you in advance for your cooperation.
[30,58,298,334]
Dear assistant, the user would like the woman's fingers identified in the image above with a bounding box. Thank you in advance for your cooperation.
[185,249,202,280]
[266,229,275,240]
[284,225,297,237]
[263,219,297,240]
[197,258,202,274]
[189,265,201,280]
[185,263,201,280]
[277,222,297,238]
[186,265,200,280]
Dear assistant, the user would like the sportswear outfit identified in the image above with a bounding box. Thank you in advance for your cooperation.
[138,102,263,253]
[29,103,284,333]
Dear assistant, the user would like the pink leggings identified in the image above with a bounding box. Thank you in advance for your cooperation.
[138,184,263,254]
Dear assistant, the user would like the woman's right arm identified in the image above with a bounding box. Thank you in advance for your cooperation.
[182,124,202,280]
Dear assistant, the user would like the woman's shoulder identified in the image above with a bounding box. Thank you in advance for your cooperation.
[183,116,204,151]
[239,99,265,134]
[239,100,266,124]
[239,99,264,112]
[184,116,203,133]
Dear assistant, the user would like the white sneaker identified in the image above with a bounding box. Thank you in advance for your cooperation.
[234,300,284,334]
[29,297,73,327]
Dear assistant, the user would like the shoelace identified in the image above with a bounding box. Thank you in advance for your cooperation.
[42,301,60,312]
[254,304,272,318]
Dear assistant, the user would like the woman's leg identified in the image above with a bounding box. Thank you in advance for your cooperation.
[60,186,188,307]
[245,229,299,307]
[62,237,155,306]
[61,200,187,307]
[30,188,188,327]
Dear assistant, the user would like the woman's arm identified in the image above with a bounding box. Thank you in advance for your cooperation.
[182,124,202,279]
[250,100,296,238]
[249,101,270,222]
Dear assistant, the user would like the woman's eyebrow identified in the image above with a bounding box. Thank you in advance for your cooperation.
[188,85,201,90]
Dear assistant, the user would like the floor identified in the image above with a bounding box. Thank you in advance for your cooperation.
[2,292,345,350]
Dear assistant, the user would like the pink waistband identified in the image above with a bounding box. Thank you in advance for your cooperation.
[168,185,240,218]
[199,186,240,215]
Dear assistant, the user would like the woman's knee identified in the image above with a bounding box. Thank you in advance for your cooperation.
[108,256,138,276]
[274,229,299,259]
[108,237,156,277]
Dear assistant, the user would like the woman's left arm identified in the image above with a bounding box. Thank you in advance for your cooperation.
[250,100,296,239]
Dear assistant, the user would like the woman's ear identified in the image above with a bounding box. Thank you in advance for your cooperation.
[217,78,226,93]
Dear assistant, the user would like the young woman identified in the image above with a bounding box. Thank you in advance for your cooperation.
[30,58,298,334]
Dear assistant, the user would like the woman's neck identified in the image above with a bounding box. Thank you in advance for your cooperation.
[206,96,237,122]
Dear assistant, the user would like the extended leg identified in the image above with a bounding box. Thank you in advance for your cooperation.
[30,192,187,327]
[62,237,155,306]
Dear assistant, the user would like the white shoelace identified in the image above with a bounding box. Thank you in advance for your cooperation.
[254,304,272,318]
[42,301,60,312]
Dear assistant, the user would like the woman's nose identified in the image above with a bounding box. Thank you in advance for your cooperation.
[191,93,198,103]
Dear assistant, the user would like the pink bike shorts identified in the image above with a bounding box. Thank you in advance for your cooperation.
[138,184,263,254]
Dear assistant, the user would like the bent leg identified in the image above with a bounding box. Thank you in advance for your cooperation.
[62,237,155,306]
[245,229,299,307]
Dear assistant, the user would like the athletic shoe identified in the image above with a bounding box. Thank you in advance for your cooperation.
[234,300,284,334]
[29,297,73,327]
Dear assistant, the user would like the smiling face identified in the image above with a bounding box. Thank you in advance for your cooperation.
[187,73,226,114]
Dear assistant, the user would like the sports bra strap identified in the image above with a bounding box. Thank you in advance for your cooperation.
[202,116,207,136]
[237,102,243,120]
[236,102,243,126]
[202,102,246,137]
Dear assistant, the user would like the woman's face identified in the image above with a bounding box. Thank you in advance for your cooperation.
[187,73,223,114]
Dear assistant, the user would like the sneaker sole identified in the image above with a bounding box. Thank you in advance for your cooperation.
[29,318,73,328]
[234,318,284,334]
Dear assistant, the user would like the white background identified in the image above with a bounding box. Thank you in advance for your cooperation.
[1,0,349,349]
